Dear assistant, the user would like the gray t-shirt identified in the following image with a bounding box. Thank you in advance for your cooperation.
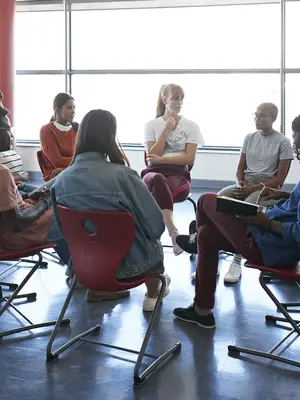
[241,130,294,179]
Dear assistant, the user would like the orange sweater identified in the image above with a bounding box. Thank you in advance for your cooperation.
[39,122,77,181]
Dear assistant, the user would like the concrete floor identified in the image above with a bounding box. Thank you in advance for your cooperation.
[0,189,300,400]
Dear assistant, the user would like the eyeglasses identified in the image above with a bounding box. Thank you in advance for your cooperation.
[253,112,270,120]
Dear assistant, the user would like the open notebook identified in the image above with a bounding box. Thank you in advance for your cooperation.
[216,196,267,216]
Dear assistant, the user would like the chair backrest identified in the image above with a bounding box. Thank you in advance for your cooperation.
[37,150,45,175]
[52,189,135,290]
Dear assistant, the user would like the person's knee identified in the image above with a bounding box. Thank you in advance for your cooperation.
[197,193,217,210]
[151,173,167,189]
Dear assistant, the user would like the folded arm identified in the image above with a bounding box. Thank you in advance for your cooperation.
[0,199,50,232]
[40,127,73,169]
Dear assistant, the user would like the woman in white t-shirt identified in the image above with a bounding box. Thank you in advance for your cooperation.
[142,83,204,255]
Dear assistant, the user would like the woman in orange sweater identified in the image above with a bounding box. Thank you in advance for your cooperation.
[39,93,78,181]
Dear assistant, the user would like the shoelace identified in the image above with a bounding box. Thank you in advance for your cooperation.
[189,232,197,244]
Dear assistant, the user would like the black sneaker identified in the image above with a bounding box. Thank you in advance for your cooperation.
[176,233,197,254]
[173,304,216,329]
[189,220,197,235]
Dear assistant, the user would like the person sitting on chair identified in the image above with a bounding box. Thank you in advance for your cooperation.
[188,103,293,283]
[172,115,300,329]
[0,92,37,195]
[52,109,170,311]
[0,164,70,265]
[142,83,204,256]
[39,93,78,182]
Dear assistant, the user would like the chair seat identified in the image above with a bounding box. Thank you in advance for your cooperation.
[245,261,300,280]
[0,243,56,261]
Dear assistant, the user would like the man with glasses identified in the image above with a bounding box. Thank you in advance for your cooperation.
[186,103,293,284]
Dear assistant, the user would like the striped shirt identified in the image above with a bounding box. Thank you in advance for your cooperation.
[0,150,23,174]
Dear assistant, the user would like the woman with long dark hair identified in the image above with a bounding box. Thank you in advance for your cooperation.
[53,109,169,311]
[39,93,78,181]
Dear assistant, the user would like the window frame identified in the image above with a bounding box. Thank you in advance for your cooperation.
[15,0,300,149]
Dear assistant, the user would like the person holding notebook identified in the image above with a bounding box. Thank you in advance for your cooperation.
[187,103,293,283]
[172,114,300,329]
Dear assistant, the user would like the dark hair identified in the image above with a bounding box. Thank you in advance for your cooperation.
[292,115,300,134]
[0,130,12,152]
[74,109,130,167]
[50,93,74,122]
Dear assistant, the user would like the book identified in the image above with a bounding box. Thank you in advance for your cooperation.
[216,196,267,216]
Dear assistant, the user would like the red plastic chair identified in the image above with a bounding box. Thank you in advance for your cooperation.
[228,261,300,368]
[46,198,181,387]
[0,244,70,339]
[143,152,197,259]
[143,151,197,213]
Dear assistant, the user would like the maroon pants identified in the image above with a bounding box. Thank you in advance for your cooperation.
[143,172,190,211]
[194,193,262,310]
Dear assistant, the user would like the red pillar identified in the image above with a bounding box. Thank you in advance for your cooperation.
[0,0,16,124]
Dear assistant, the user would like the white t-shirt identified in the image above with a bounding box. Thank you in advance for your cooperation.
[144,116,204,157]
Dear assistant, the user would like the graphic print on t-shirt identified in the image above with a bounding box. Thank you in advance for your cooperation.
[164,130,188,154]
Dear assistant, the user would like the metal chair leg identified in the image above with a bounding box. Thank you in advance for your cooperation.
[186,196,197,215]
[46,275,181,387]
[0,253,70,338]
[42,250,63,264]
[47,276,92,361]
[133,274,181,386]
[228,271,300,368]
[259,272,300,335]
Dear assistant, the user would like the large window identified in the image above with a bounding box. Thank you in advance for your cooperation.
[286,1,300,68]
[73,73,280,146]
[285,74,300,139]
[72,5,280,70]
[15,75,65,141]
[15,11,65,70]
[15,1,300,146]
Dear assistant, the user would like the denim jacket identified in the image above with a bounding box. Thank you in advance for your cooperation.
[53,152,165,279]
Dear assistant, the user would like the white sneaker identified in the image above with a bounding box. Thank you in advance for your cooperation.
[171,234,184,256]
[191,266,220,280]
[143,274,171,312]
[224,262,242,284]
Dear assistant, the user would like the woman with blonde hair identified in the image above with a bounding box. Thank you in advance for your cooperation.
[142,84,204,255]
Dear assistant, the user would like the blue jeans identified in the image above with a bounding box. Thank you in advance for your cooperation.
[18,182,38,196]
[46,215,71,266]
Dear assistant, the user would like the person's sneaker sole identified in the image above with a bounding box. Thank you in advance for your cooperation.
[175,315,216,329]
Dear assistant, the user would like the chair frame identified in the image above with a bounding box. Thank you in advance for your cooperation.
[228,263,300,368]
[47,273,181,387]
[0,245,70,339]
[46,201,181,387]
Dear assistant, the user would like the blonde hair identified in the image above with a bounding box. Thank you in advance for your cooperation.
[156,84,184,118]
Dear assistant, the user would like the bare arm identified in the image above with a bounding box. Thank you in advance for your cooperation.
[146,129,169,156]
[236,153,247,184]
[249,159,291,191]
[159,143,198,166]
[0,198,51,232]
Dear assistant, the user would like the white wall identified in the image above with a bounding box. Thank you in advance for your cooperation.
[17,145,299,185]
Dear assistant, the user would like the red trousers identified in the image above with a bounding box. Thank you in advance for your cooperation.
[194,193,262,310]
[143,172,190,211]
